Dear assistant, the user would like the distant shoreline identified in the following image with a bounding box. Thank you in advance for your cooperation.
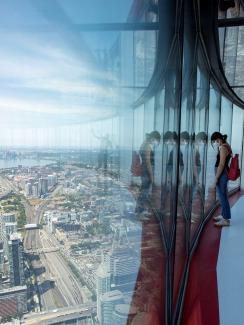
[0,158,57,170]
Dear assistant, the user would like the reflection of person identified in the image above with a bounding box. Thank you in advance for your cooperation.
[193,132,207,185]
[211,132,232,227]
[136,131,161,216]
[160,131,182,217]
[191,132,207,223]
[163,131,183,183]
[179,131,190,185]
[92,129,112,170]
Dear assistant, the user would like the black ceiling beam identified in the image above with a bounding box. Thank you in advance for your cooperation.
[218,17,244,27]
[0,22,159,32]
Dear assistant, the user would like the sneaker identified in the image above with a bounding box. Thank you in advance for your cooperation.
[138,210,151,221]
[214,219,230,227]
[213,215,223,222]
[191,213,199,223]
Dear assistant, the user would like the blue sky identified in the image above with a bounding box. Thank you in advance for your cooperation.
[0,0,133,147]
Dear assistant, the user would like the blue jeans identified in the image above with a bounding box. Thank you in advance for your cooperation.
[216,169,231,220]
[136,175,151,213]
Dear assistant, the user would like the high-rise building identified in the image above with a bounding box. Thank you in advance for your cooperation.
[5,222,17,238]
[108,220,140,292]
[108,247,139,291]
[38,177,48,196]
[100,290,124,325]
[32,182,39,197]
[0,241,4,274]
[25,182,32,196]
[8,234,25,287]
[96,262,111,324]
[1,213,16,223]
[48,174,58,187]
[0,218,7,255]
[113,304,137,325]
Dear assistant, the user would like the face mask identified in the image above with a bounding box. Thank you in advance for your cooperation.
[153,140,159,147]
[213,142,220,151]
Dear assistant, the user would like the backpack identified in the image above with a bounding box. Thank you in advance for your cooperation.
[131,151,142,176]
[228,154,240,181]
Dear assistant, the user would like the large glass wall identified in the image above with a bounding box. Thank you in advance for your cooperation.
[218,0,244,100]
[0,1,243,325]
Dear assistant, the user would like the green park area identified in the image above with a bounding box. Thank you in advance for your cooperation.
[0,192,27,228]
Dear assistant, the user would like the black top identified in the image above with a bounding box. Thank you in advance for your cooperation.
[215,144,232,170]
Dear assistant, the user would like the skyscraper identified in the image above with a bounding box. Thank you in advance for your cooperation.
[47,174,58,187]
[0,241,4,275]
[100,290,124,325]
[32,182,39,197]
[108,247,139,292]
[8,234,25,287]
[96,262,111,324]
[113,304,137,325]
[25,182,32,196]
[108,220,140,292]
[0,217,7,255]
[38,177,48,196]
[5,222,17,238]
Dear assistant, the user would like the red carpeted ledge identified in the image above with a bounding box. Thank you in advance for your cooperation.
[181,192,243,325]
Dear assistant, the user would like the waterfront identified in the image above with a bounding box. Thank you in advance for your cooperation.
[0,159,56,170]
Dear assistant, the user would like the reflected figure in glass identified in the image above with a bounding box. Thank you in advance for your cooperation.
[191,132,208,224]
[135,131,161,218]
[161,131,182,218]
[92,129,113,171]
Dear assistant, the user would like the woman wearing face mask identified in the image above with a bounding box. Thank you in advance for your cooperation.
[135,131,161,218]
[211,132,232,226]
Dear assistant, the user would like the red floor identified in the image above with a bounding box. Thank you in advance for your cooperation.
[181,191,244,325]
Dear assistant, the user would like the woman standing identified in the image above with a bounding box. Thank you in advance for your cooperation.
[211,132,232,227]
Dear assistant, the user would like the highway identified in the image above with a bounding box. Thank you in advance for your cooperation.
[0,176,85,311]
[23,303,96,325]
[24,195,84,310]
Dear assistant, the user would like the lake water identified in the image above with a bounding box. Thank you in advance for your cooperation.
[0,159,56,169]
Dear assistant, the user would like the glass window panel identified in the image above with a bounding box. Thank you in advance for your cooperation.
[134,30,157,87]
[204,87,221,213]
[133,106,144,150]
[234,26,244,87]
[0,2,164,323]
[154,91,165,188]
[0,0,159,26]
[144,98,155,133]
[57,0,159,24]
[229,105,244,189]
[218,27,225,61]
[190,63,209,231]
[220,96,233,140]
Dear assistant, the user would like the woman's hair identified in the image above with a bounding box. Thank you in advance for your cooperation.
[146,131,161,142]
[180,131,190,142]
[211,132,228,143]
[195,132,208,142]
[163,131,178,142]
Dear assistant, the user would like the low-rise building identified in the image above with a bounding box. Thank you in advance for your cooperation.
[0,285,27,318]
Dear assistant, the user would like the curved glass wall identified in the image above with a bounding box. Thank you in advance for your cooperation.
[0,1,243,325]
[218,0,244,100]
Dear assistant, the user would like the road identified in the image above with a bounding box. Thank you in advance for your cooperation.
[0,176,85,311]
[23,303,96,325]
[24,194,84,310]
